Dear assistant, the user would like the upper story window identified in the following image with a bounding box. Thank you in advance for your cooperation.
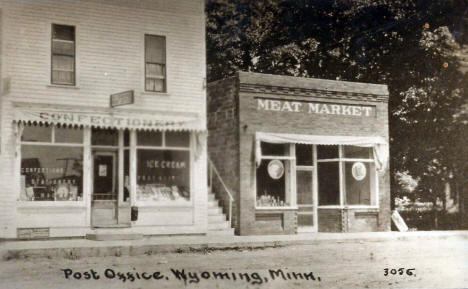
[51,24,75,85]
[145,34,166,92]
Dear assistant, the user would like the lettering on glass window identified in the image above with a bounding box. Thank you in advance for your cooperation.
[20,125,84,202]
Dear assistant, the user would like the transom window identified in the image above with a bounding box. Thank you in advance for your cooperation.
[145,34,166,92]
[51,24,75,85]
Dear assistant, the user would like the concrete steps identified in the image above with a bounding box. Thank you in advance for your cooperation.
[207,191,234,236]
[86,189,235,240]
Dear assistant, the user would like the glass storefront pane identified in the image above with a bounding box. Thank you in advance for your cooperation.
[343,146,373,159]
[124,130,130,147]
[296,144,313,166]
[345,162,374,205]
[318,162,340,205]
[20,145,83,201]
[21,125,52,143]
[317,145,339,159]
[136,149,190,203]
[92,153,117,200]
[256,159,288,206]
[261,142,289,156]
[124,149,130,202]
[55,125,83,143]
[91,128,118,146]
[297,170,313,205]
[137,131,162,146]
[165,131,190,147]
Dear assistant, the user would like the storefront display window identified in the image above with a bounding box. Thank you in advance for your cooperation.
[136,131,191,205]
[317,145,377,207]
[255,141,378,209]
[256,159,287,206]
[256,142,292,207]
[20,124,83,202]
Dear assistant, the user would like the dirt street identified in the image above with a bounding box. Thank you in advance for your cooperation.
[0,238,467,289]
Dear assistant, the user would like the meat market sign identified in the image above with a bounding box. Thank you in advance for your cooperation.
[256,97,375,117]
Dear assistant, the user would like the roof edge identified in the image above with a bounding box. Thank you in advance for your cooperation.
[236,71,389,97]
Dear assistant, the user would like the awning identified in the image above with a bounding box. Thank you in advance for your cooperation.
[13,103,204,132]
[255,132,389,171]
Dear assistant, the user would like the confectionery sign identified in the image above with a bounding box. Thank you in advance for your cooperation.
[14,108,201,131]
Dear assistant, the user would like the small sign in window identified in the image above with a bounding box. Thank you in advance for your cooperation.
[267,159,285,180]
[99,165,107,177]
[351,162,367,181]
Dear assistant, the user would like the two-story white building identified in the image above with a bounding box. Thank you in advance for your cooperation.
[0,0,229,239]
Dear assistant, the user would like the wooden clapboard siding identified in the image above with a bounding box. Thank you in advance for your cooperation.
[0,0,206,112]
[0,0,207,238]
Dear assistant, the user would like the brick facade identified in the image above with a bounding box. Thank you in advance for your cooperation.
[208,71,391,235]
[207,78,240,231]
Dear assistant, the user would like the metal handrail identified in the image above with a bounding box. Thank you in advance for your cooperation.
[208,158,234,226]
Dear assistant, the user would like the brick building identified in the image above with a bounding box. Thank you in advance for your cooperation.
[0,0,235,239]
[208,72,391,235]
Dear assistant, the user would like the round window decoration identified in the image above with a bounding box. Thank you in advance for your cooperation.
[352,162,367,181]
[267,159,284,180]
[55,183,70,200]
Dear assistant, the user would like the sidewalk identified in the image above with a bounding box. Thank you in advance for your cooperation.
[1,230,467,260]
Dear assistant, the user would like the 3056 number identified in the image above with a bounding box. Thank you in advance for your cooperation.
[384,268,415,276]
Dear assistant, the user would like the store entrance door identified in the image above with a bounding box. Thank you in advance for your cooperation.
[296,168,317,232]
[91,151,118,227]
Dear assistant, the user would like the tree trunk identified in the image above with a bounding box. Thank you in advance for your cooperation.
[433,200,439,230]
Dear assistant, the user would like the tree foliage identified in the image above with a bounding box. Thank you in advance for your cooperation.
[206,0,468,217]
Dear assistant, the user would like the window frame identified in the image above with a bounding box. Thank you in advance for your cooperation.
[134,131,192,207]
[51,23,76,86]
[254,142,380,211]
[144,34,167,93]
[18,124,85,205]
[255,142,297,210]
[317,145,379,209]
